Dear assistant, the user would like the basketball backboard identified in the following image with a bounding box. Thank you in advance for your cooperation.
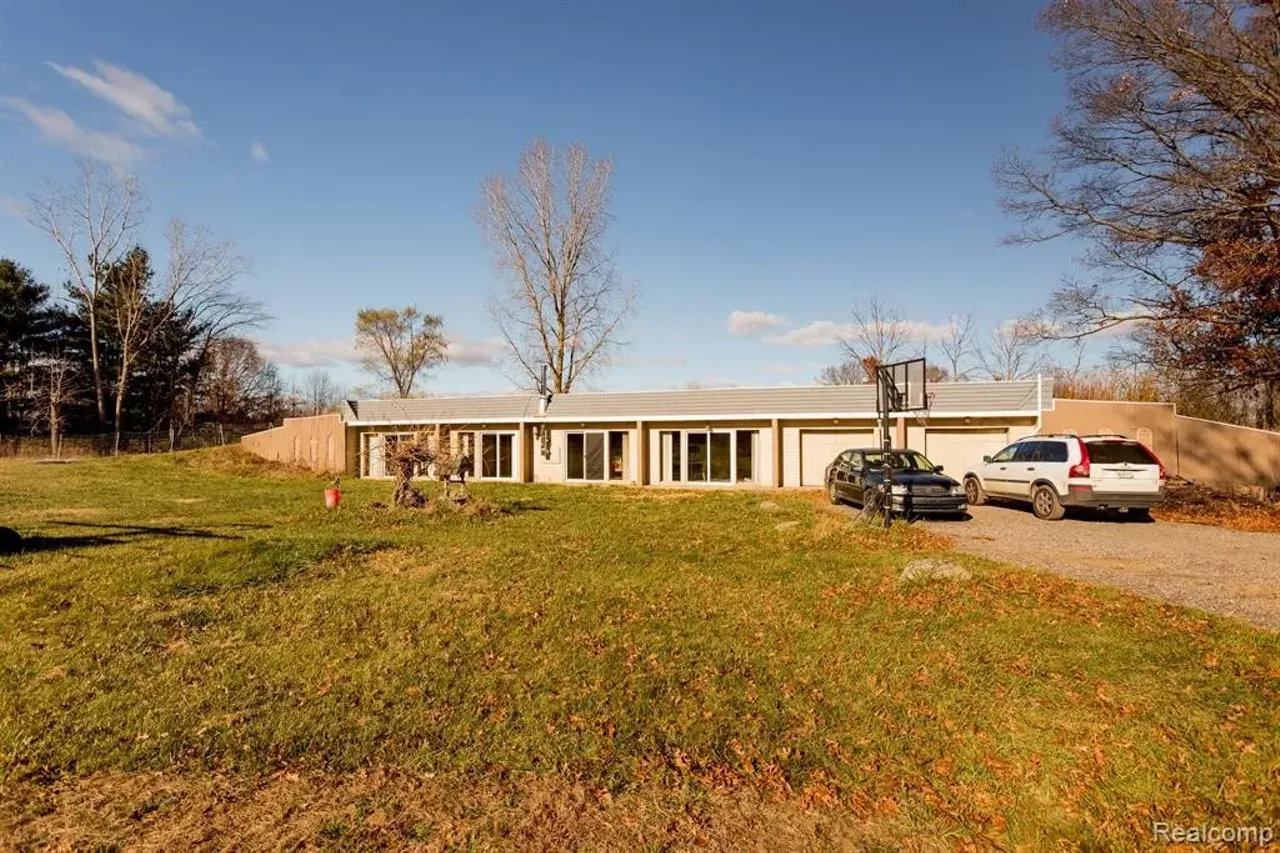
[877,357,928,413]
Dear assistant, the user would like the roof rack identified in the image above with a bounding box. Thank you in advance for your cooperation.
[1035,433,1131,439]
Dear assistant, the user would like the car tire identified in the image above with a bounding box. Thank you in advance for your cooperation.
[964,477,986,506]
[1129,507,1152,522]
[1031,484,1066,521]
[828,480,841,505]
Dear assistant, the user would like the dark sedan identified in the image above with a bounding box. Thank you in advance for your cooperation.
[824,448,968,518]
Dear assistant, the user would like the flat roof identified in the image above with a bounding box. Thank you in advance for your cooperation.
[344,379,1052,424]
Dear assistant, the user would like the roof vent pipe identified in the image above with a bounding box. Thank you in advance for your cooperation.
[537,363,552,416]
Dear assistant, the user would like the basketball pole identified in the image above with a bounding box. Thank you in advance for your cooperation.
[877,367,893,529]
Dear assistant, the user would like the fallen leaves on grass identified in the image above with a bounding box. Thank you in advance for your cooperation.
[1154,481,1280,533]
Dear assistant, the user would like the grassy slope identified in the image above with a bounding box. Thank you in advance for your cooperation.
[0,450,1277,848]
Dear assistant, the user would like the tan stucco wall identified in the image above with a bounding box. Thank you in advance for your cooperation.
[240,414,346,474]
[1040,399,1280,489]
[1175,416,1280,489]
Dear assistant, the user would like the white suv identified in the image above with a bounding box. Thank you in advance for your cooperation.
[962,435,1166,521]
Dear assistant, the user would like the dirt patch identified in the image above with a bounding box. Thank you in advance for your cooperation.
[0,770,911,851]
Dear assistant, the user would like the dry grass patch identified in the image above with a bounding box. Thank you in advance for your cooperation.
[0,770,912,851]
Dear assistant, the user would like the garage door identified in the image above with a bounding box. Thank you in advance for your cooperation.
[800,430,872,486]
[922,429,1009,479]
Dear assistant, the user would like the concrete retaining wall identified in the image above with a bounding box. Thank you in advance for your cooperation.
[1041,399,1280,489]
[240,414,346,474]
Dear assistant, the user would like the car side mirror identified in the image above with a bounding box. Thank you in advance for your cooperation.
[982,455,991,463]
[934,464,944,472]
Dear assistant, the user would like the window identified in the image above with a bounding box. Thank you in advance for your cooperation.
[863,450,937,471]
[1012,442,1041,462]
[736,431,755,482]
[1087,441,1159,465]
[990,444,1019,463]
[1038,442,1069,463]
[609,432,626,481]
[568,431,627,481]
[687,433,708,481]
[660,430,759,483]
[664,431,681,482]
[480,433,514,478]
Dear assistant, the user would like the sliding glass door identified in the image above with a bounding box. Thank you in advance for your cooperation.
[567,431,628,481]
[661,430,758,483]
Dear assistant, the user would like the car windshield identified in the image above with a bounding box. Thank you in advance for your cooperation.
[1087,441,1159,465]
[863,451,936,472]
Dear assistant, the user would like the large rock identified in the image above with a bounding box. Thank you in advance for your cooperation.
[758,501,781,513]
[775,520,801,532]
[898,559,972,583]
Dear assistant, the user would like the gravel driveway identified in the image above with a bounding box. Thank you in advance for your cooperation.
[918,505,1280,631]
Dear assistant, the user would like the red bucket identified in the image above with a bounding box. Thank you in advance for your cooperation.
[324,488,341,510]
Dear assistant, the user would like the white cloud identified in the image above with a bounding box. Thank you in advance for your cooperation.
[446,334,505,367]
[0,194,27,219]
[250,140,269,165]
[257,338,358,368]
[726,309,790,336]
[258,334,505,370]
[2,96,143,165]
[764,320,857,347]
[48,60,200,140]
[764,319,953,348]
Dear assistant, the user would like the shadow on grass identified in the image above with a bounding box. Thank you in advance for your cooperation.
[3,520,267,556]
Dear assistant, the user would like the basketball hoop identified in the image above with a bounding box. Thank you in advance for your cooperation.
[872,357,929,528]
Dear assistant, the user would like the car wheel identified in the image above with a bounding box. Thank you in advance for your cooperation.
[828,480,840,505]
[1031,484,1066,521]
[1129,507,1152,522]
[964,477,986,506]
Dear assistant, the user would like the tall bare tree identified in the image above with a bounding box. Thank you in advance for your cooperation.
[996,0,1280,424]
[100,247,155,452]
[933,313,975,380]
[354,306,447,398]
[840,296,917,368]
[979,319,1047,381]
[479,139,635,392]
[100,221,256,452]
[26,160,146,425]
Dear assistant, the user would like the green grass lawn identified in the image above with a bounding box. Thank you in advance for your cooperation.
[1,449,1277,848]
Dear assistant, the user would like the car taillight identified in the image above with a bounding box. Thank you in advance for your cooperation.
[1068,438,1090,478]
[1142,443,1167,480]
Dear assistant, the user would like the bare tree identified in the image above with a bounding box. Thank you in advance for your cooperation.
[26,160,146,425]
[816,359,871,385]
[933,313,975,380]
[354,306,447,398]
[995,0,1280,423]
[164,219,261,443]
[979,319,1048,381]
[203,337,276,422]
[840,296,918,368]
[28,356,79,458]
[303,369,340,415]
[479,138,635,392]
[101,220,255,453]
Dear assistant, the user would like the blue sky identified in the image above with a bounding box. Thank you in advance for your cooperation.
[0,0,1086,394]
